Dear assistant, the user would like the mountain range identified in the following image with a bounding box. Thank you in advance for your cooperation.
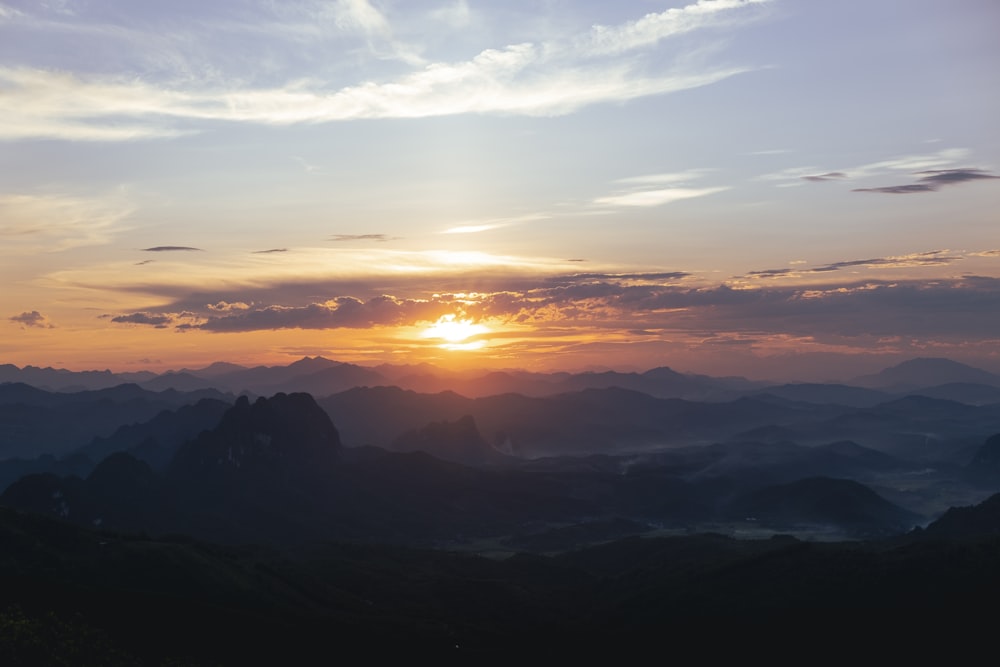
[4,356,1000,658]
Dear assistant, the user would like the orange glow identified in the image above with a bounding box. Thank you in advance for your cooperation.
[422,315,490,348]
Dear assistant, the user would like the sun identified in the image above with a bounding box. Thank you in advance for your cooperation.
[422,315,490,350]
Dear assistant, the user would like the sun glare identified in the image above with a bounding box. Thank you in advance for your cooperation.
[423,315,490,349]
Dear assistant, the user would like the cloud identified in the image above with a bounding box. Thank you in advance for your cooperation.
[594,186,728,208]
[812,251,961,272]
[88,244,1000,359]
[577,0,770,56]
[0,1,768,140]
[197,295,445,332]
[134,259,155,265]
[111,312,174,327]
[206,301,251,312]
[442,224,506,234]
[595,169,727,208]
[330,234,391,242]
[0,192,132,252]
[854,167,999,194]
[546,271,691,285]
[763,148,973,187]
[430,1,471,28]
[801,172,846,182]
[252,248,288,254]
[9,311,53,328]
[614,170,714,185]
[746,268,793,278]
[915,168,1000,186]
[745,251,963,278]
[142,246,202,252]
[328,0,423,65]
[852,184,935,194]
[441,212,548,234]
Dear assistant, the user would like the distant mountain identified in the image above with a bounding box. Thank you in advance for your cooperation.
[180,360,248,377]
[210,355,341,389]
[196,356,389,395]
[852,357,1000,391]
[320,385,846,457]
[0,364,156,391]
[76,397,232,471]
[967,433,1000,476]
[725,476,922,537]
[750,383,892,408]
[260,364,388,397]
[0,383,232,459]
[390,414,506,465]
[391,365,760,400]
[903,382,1000,406]
[920,491,1000,539]
[2,451,171,534]
[139,371,221,392]
[171,392,341,479]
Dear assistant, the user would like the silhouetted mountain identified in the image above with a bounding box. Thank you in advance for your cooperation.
[967,432,1000,475]
[680,439,904,486]
[204,356,350,394]
[76,398,231,470]
[2,451,170,534]
[0,364,155,391]
[0,453,93,494]
[321,386,851,457]
[921,491,1000,539]
[384,364,760,400]
[390,415,505,465]
[0,383,231,459]
[907,382,1000,405]
[139,371,220,392]
[750,383,892,408]
[171,392,341,480]
[852,357,1000,391]
[725,477,922,537]
[180,360,248,377]
[261,363,388,397]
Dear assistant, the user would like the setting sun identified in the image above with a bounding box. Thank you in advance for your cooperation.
[422,315,490,349]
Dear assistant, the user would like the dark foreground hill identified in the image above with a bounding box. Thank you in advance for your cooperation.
[1,504,999,662]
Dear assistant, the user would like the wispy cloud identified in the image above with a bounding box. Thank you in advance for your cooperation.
[852,184,935,195]
[330,234,392,242]
[762,148,974,188]
[594,169,728,208]
[441,212,548,234]
[743,250,964,279]
[252,248,288,254]
[594,186,728,207]
[0,0,769,141]
[575,0,770,56]
[0,192,132,251]
[142,246,202,252]
[854,168,1000,194]
[800,172,846,182]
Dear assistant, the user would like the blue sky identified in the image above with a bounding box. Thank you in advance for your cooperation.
[2,0,999,380]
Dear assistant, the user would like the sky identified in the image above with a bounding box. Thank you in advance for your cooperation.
[2,0,999,381]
